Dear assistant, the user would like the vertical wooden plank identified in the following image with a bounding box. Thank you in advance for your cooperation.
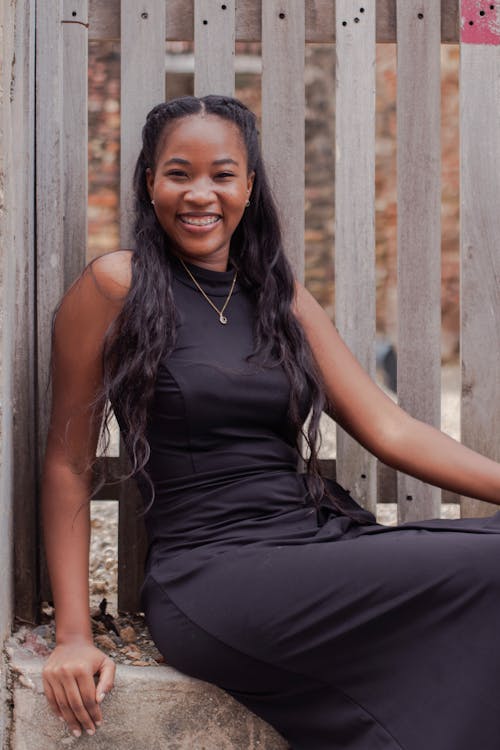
[460,0,500,517]
[120,0,166,246]
[334,0,377,513]
[11,0,37,624]
[119,0,165,611]
[62,0,89,286]
[37,1,90,605]
[396,1,442,522]
[194,0,235,97]
[261,0,305,280]
[36,0,66,611]
[35,0,65,474]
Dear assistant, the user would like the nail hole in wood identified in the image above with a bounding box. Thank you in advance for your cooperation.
[141,12,148,19]
[221,3,227,8]
[72,10,77,16]
[480,10,486,15]
[360,7,365,12]
[490,4,495,9]
[406,494,413,501]
[469,20,474,25]
[361,474,367,479]
[279,12,286,19]
[417,13,424,19]
[354,17,360,23]
[342,20,347,26]
[203,19,208,24]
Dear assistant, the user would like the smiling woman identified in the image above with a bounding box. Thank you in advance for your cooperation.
[145,114,254,270]
[40,95,500,750]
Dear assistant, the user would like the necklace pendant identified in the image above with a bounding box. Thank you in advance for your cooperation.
[219,313,228,325]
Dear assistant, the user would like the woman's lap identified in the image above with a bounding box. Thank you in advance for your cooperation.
[142,518,500,749]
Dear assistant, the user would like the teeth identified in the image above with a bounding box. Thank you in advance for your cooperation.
[179,216,220,226]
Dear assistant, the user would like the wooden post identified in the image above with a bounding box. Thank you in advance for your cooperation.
[118,0,166,611]
[194,0,235,97]
[1,0,36,627]
[262,0,305,280]
[460,0,500,517]
[334,0,377,513]
[396,0,442,522]
[36,0,89,606]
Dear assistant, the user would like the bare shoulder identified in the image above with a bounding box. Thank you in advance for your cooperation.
[85,249,133,301]
[54,250,133,337]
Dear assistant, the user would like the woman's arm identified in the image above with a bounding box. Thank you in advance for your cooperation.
[293,280,500,506]
[41,250,131,736]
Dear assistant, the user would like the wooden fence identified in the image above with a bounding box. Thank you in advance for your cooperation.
[12,0,500,623]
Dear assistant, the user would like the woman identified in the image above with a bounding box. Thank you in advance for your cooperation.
[41,95,500,749]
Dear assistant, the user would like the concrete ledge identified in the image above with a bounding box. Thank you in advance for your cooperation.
[6,640,288,749]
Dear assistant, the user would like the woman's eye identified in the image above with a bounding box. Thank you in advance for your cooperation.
[215,172,235,179]
[166,170,188,178]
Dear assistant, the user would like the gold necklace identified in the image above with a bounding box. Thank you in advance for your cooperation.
[179,257,238,325]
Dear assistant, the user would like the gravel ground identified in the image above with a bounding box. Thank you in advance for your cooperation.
[11,364,462,666]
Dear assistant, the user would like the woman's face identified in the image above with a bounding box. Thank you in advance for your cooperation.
[146,114,255,270]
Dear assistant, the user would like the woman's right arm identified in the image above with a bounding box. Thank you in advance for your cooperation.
[40,251,131,738]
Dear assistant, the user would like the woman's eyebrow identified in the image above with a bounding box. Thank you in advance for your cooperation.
[161,157,239,167]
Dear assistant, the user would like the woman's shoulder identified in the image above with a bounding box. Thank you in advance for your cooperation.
[85,249,133,300]
[54,250,133,335]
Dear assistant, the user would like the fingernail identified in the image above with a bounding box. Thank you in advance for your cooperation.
[58,716,65,722]
[95,721,102,727]
[72,729,81,737]
[86,728,95,736]
[98,692,106,702]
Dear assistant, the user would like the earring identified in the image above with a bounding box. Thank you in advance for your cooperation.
[151,199,155,205]
[245,199,250,207]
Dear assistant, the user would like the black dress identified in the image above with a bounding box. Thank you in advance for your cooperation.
[132,255,500,750]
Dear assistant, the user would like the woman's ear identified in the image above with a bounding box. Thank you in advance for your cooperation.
[146,167,154,201]
[247,170,255,199]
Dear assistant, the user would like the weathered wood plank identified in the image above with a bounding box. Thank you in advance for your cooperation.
[3,0,37,626]
[89,0,460,43]
[117,439,149,613]
[35,0,65,471]
[194,0,235,96]
[396,0,442,522]
[119,1,166,609]
[35,0,67,607]
[334,0,377,513]
[120,0,166,246]
[262,0,305,279]
[63,0,89,285]
[460,4,500,517]
[37,1,90,606]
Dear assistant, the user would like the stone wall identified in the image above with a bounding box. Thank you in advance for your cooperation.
[88,42,460,361]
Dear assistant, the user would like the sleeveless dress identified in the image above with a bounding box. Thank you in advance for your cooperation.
[131,255,500,750]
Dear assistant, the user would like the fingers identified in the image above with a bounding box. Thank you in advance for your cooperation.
[95,657,116,703]
[42,678,64,723]
[52,677,97,737]
[76,672,103,728]
[42,648,116,736]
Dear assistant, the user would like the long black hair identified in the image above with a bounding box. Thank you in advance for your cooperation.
[92,95,346,516]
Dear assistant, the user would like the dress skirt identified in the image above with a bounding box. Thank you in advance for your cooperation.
[140,494,500,750]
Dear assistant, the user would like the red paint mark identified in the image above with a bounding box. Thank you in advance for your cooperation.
[461,0,500,44]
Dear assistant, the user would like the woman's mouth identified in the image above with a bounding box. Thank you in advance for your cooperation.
[178,214,221,228]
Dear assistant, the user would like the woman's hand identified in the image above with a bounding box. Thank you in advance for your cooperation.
[42,637,116,737]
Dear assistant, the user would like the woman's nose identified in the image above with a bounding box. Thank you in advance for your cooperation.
[184,179,216,203]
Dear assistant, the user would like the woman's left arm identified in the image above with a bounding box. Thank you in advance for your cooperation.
[293,280,500,506]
